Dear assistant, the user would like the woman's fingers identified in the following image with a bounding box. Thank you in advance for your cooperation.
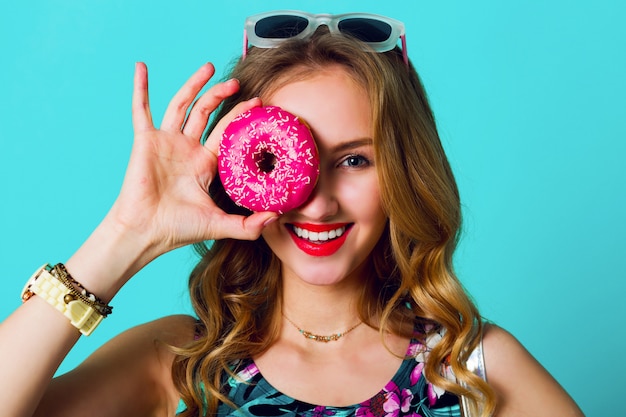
[160,63,216,132]
[127,63,278,244]
[211,211,278,241]
[181,78,241,139]
[132,62,154,132]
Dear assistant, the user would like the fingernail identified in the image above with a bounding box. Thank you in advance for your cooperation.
[263,216,278,227]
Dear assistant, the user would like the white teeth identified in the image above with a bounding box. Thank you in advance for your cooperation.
[293,225,346,242]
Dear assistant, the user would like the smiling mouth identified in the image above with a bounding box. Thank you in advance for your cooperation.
[287,223,353,256]
[291,224,348,243]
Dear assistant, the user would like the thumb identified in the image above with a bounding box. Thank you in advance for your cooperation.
[214,212,279,241]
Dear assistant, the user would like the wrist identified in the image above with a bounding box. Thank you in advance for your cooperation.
[21,264,111,336]
[64,214,158,303]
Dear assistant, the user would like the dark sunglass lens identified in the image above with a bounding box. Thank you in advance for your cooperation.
[338,18,392,43]
[255,15,309,39]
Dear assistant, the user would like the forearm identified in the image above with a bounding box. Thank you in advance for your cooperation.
[0,62,272,417]
[0,216,154,417]
[64,212,158,303]
[0,297,80,417]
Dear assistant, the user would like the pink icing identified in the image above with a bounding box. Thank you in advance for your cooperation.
[218,106,320,213]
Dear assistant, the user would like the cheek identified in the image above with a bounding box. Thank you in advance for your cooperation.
[260,222,286,250]
[338,176,385,222]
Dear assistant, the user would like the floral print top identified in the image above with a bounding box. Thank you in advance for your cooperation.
[215,328,461,417]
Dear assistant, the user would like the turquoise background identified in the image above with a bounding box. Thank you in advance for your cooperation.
[1,1,624,415]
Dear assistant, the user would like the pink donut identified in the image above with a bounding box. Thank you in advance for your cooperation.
[218,106,319,213]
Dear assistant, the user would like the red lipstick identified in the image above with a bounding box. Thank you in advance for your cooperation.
[288,223,352,257]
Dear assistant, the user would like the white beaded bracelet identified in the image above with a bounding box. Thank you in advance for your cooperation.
[22,264,110,336]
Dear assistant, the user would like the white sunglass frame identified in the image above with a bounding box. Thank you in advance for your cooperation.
[243,10,408,66]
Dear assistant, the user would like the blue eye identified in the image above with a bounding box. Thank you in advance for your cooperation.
[341,154,370,168]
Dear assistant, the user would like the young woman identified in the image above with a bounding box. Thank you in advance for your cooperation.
[0,11,584,417]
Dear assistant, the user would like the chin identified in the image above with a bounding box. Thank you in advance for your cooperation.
[283,258,369,288]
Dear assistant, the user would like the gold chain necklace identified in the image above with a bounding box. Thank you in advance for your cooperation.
[283,314,363,343]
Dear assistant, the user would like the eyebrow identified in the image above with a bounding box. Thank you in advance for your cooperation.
[328,138,374,154]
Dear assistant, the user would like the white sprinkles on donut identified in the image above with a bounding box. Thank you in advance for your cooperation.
[218,106,320,213]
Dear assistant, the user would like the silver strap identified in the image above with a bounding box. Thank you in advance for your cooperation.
[459,333,487,417]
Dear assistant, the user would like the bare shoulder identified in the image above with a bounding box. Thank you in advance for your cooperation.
[127,314,198,372]
[482,324,585,417]
[140,314,198,351]
[35,315,197,417]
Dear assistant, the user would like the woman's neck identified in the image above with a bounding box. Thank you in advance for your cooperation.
[280,272,365,335]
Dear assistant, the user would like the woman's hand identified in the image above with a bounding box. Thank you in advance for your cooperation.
[0,64,275,417]
[108,62,277,257]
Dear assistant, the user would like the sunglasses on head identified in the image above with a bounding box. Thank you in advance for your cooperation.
[243,11,408,66]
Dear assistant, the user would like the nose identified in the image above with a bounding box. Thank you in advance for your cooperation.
[295,170,338,220]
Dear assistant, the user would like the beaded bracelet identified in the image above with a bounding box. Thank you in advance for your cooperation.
[50,263,113,317]
[21,264,112,336]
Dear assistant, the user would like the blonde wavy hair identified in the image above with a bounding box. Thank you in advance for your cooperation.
[172,30,496,417]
